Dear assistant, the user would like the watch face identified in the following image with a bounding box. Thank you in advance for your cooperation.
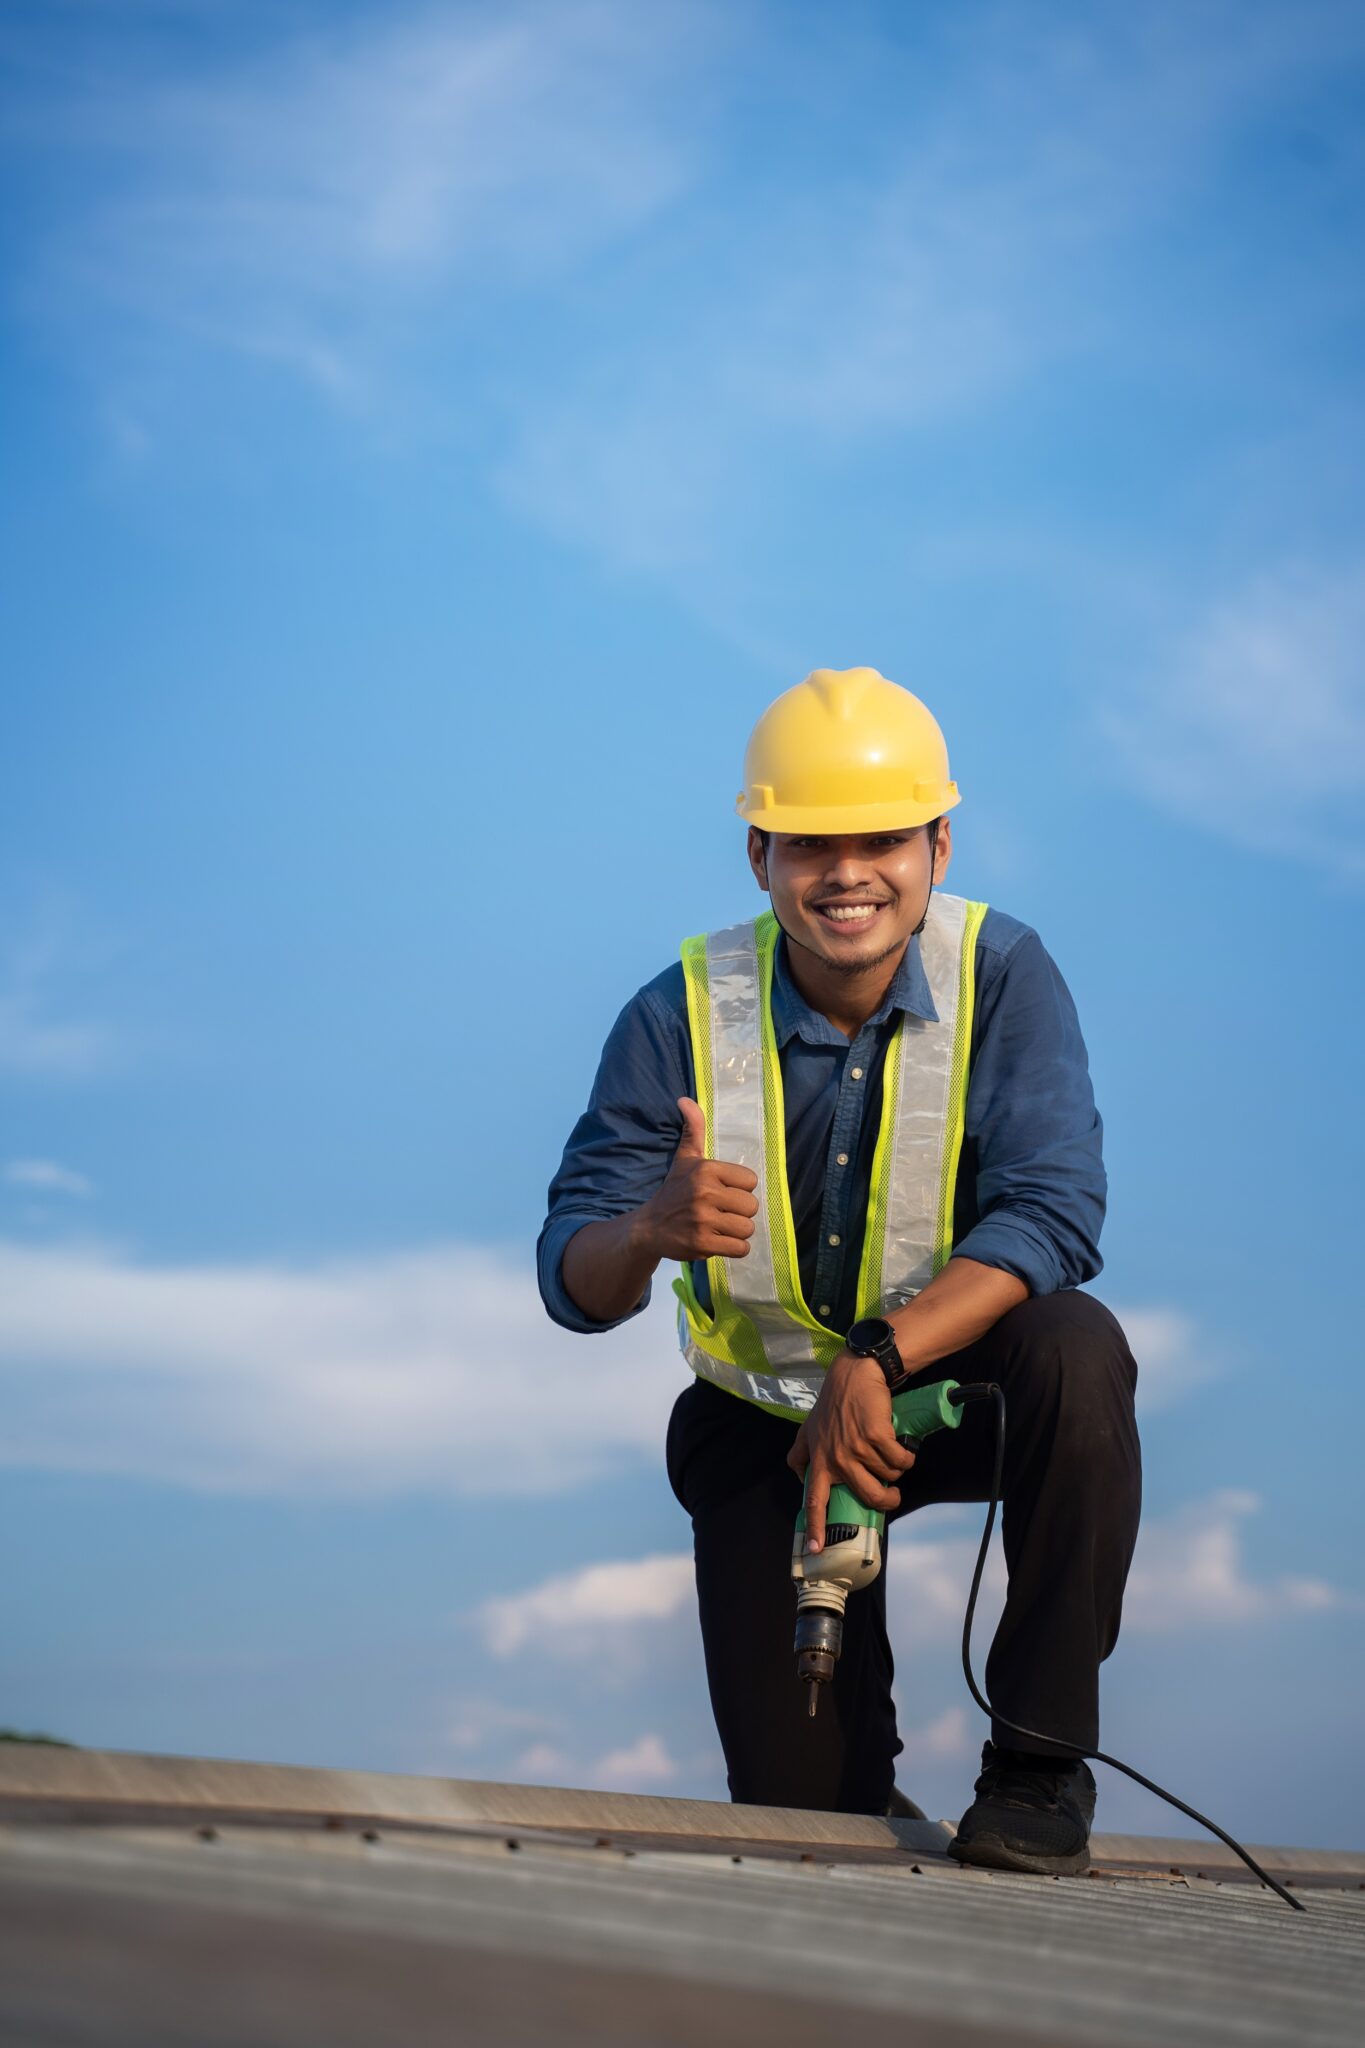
[847,1316,895,1354]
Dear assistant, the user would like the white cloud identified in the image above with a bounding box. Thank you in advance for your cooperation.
[478,1553,695,1657]
[588,1731,677,1790]
[506,1727,679,1791]
[3,1159,94,1198]
[0,998,111,1080]
[498,3,1365,578]
[1109,1303,1223,1412]
[446,1699,555,1754]
[887,1488,1353,1647]
[0,1236,682,1496]
[1107,561,1365,880]
[514,1740,573,1782]
[479,1487,1351,1686]
[0,895,121,1081]
[899,1705,972,1762]
[1121,1489,1347,1630]
[21,0,719,399]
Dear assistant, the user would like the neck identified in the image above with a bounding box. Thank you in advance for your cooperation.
[782,931,908,1038]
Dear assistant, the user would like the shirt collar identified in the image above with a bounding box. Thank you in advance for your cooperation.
[769,928,939,1048]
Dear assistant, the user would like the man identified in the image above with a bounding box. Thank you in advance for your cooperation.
[538,666,1141,1877]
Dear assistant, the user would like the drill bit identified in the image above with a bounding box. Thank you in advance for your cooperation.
[807,1678,820,1718]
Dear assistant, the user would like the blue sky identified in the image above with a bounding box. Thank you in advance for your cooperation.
[2,0,1363,1845]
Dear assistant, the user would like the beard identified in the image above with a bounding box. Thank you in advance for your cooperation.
[781,911,908,978]
[817,936,907,977]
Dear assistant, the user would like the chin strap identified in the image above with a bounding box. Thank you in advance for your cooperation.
[911,818,942,937]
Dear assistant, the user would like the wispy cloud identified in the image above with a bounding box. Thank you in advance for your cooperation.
[3,1159,94,1198]
[1104,561,1365,882]
[0,1236,680,1495]
[485,1488,1353,1679]
[508,1728,680,1792]
[499,2,1365,578]
[1110,1303,1223,1412]
[588,1730,678,1789]
[899,1704,972,1762]
[446,1698,555,1754]
[13,0,720,403]
[0,1232,1261,1505]
[1121,1489,1348,1628]
[0,898,120,1081]
[478,1552,695,1657]
[887,1489,1352,1644]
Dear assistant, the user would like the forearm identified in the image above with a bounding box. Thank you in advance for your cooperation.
[561,1212,662,1325]
[888,1256,1028,1371]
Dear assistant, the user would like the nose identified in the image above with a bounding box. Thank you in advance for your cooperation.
[820,842,874,889]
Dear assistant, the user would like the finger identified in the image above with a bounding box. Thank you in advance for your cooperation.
[786,1424,810,1478]
[709,1184,760,1218]
[700,1234,753,1259]
[856,1441,913,1485]
[712,1161,760,1194]
[842,1466,902,1514]
[804,1466,830,1553]
[705,1207,755,1237]
[862,1434,917,1476]
[674,1096,707,1163]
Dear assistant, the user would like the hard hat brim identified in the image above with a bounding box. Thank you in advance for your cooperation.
[736,787,961,834]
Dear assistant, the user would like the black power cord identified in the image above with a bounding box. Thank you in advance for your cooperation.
[948,1381,1305,1914]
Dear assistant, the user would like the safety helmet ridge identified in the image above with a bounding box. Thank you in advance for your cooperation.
[736,666,960,835]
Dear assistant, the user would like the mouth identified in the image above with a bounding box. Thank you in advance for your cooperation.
[810,900,890,936]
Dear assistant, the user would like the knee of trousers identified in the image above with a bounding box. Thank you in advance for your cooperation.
[990,1292,1139,1454]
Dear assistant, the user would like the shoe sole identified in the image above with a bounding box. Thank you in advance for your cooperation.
[947,1836,1091,1878]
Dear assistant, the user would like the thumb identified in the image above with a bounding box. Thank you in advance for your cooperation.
[673,1095,707,1163]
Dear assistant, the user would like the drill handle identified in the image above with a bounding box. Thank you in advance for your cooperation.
[889,1376,965,1443]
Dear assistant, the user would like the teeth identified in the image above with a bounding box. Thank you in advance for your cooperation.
[821,905,880,921]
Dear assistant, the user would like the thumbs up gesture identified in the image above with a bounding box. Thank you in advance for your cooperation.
[640,1097,760,1262]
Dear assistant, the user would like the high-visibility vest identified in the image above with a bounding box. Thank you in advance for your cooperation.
[674,894,987,1420]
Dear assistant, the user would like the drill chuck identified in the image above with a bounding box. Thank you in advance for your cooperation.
[794,1599,845,1713]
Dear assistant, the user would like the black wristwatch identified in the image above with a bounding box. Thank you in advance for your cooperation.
[845,1315,910,1393]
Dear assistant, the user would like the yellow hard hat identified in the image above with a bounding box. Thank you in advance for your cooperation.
[736,666,961,834]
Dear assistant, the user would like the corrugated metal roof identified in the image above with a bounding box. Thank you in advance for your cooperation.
[3,1747,1362,2048]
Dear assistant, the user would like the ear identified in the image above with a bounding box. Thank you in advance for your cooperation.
[747,826,771,894]
[932,816,953,886]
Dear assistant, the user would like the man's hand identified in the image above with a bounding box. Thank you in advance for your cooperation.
[787,1352,917,1553]
[639,1097,760,1262]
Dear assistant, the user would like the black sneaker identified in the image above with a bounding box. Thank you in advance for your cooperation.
[885,1786,928,1822]
[948,1741,1096,1876]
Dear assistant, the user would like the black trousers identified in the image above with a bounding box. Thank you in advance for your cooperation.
[666,1291,1142,1814]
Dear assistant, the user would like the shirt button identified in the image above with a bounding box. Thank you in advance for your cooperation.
[836,1152,849,1166]
[850,1066,864,1080]
[828,1233,841,1246]
[819,1304,832,1318]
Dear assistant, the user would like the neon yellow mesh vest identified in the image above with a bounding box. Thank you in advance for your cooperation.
[674,894,987,1421]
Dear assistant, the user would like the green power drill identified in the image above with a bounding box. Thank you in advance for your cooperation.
[791,1377,966,1717]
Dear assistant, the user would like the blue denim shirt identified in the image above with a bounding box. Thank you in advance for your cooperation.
[538,905,1105,1335]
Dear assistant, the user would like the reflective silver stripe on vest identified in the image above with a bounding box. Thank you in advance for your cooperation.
[678,1312,824,1414]
[704,919,817,1372]
[876,892,967,1310]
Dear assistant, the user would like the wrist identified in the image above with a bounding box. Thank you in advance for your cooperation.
[626,1199,665,1271]
[845,1314,910,1391]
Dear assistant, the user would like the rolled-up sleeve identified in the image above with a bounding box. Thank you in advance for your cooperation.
[952,925,1106,1295]
[537,969,694,1333]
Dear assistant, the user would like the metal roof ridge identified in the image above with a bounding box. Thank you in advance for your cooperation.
[2,1744,1361,1876]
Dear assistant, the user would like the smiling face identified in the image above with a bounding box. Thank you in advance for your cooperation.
[747,821,952,977]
